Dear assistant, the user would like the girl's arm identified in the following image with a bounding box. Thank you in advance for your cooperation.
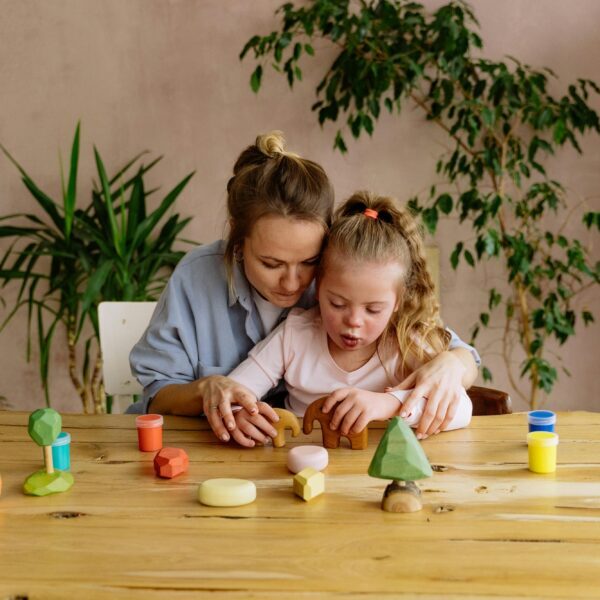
[227,320,288,400]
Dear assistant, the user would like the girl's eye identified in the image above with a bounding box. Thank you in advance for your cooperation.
[331,302,344,309]
[302,259,319,266]
[367,308,382,315]
[262,262,280,269]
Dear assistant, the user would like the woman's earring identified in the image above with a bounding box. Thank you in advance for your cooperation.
[234,247,243,263]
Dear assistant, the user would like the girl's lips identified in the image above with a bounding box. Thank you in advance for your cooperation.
[341,334,360,348]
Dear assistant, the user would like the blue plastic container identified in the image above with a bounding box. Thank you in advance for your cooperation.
[51,431,71,471]
[528,410,556,433]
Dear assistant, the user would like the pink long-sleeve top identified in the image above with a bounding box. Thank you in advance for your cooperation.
[228,307,472,431]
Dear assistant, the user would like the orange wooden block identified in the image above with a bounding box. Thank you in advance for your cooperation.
[153,447,189,478]
[303,396,368,450]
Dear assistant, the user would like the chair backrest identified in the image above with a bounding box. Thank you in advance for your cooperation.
[98,301,157,403]
[467,385,512,416]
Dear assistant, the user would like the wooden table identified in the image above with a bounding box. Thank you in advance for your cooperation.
[1,411,599,599]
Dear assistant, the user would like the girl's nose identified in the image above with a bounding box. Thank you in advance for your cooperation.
[344,310,362,328]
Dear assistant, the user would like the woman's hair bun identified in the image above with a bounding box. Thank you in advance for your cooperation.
[256,130,286,157]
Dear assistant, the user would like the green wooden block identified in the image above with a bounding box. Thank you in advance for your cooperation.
[28,408,62,446]
[23,469,74,496]
[368,417,433,481]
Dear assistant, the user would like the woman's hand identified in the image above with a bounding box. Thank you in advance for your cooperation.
[386,351,467,439]
[198,376,260,442]
[321,388,399,436]
[229,401,280,448]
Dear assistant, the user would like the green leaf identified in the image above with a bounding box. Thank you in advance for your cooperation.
[250,65,263,93]
[582,311,594,325]
[333,131,347,153]
[437,193,453,214]
[421,207,439,234]
[464,249,475,267]
[583,212,600,230]
[94,147,122,257]
[80,260,114,315]
[64,122,81,239]
[482,106,495,127]
[450,241,463,269]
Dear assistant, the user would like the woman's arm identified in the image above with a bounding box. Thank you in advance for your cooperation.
[388,379,473,434]
[148,376,259,441]
[386,345,479,439]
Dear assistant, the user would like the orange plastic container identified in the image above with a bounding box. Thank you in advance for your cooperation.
[135,414,164,452]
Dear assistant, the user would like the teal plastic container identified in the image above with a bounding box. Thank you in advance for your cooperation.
[51,431,71,471]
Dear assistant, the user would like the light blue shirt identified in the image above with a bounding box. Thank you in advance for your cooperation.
[128,239,480,414]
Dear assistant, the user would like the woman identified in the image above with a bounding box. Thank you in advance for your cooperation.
[128,132,479,445]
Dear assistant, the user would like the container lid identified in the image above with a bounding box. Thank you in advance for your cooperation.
[51,431,71,447]
[528,410,556,425]
[527,431,559,447]
[136,414,164,428]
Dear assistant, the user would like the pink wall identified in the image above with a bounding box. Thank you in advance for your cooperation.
[0,0,598,413]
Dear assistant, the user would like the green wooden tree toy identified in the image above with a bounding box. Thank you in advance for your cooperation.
[23,408,74,496]
[368,417,433,513]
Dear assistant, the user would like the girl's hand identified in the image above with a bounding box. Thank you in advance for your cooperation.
[199,376,259,442]
[321,388,399,436]
[229,401,280,448]
[386,351,466,439]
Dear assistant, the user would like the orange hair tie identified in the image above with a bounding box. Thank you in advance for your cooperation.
[363,208,378,220]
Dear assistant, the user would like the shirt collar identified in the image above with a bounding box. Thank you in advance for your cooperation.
[228,258,252,308]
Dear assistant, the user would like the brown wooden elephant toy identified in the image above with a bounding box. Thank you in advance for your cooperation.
[273,408,301,448]
[302,396,369,450]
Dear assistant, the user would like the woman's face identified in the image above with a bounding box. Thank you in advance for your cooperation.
[242,214,325,308]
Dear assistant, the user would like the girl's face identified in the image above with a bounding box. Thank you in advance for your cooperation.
[242,214,325,308]
[318,253,404,357]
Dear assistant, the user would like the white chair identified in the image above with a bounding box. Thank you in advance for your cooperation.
[98,301,157,413]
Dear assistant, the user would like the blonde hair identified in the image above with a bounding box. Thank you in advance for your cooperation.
[224,131,334,291]
[322,191,450,374]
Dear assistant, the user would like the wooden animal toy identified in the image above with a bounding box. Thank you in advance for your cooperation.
[303,396,368,449]
[273,408,301,448]
[23,408,74,496]
[368,416,433,512]
[198,478,256,507]
[154,447,189,478]
[293,467,325,501]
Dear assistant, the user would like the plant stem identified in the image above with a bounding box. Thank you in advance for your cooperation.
[67,315,89,414]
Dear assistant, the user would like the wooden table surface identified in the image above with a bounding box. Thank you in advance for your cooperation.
[1,410,599,599]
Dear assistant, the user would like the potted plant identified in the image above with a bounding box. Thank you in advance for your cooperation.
[241,0,600,408]
[1,123,195,412]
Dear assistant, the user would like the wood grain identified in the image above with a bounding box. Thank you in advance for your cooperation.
[1,411,599,599]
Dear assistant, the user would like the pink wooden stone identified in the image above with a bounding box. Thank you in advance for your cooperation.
[153,447,189,479]
[287,445,329,474]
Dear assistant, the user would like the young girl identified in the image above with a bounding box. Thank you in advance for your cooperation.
[226,191,474,446]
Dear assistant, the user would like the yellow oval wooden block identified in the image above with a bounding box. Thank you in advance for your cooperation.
[197,478,256,507]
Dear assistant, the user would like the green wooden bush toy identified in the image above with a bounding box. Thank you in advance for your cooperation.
[368,417,432,513]
[23,408,74,496]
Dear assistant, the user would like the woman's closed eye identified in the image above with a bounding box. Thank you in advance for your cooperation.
[261,261,281,269]
[302,258,319,266]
